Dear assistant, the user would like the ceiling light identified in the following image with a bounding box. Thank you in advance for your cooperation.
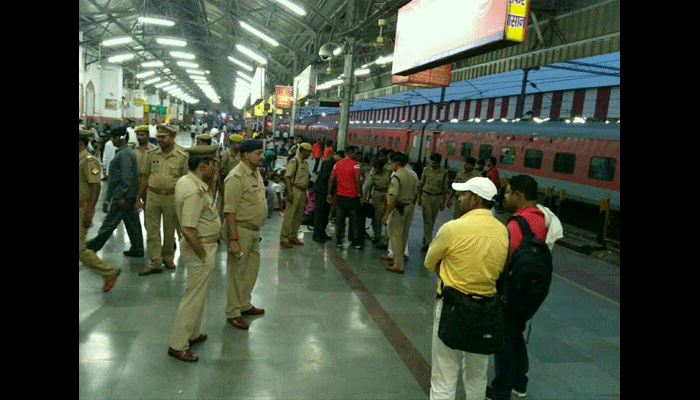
[354,68,370,76]
[135,70,156,79]
[144,77,161,85]
[170,51,195,60]
[275,0,306,16]
[177,61,199,68]
[228,56,254,71]
[102,37,133,46]
[155,81,170,88]
[235,44,266,65]
[157,37,187,47]
[236,71,253,81]
[186,69,205,75]
[239,21,279,47]
[141,61,164,68]
[107,54,134,63]
[137,16,175,26]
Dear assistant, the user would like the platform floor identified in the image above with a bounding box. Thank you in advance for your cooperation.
[79,133,620,400]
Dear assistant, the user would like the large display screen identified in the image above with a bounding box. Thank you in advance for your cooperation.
[392,0,529,76]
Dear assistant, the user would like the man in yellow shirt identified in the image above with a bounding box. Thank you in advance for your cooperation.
[424,177,509,400]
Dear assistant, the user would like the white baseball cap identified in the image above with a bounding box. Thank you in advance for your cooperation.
[451,177,498,201]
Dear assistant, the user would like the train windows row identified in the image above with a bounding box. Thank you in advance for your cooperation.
[448,141,617,182]
[348,132,401,149]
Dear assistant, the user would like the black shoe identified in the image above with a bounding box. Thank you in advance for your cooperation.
[312,236,328,244]
[374,243,388,250]
[123,250,144,257]
[85,240,100,252]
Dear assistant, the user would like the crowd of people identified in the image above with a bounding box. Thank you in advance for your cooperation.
[79,119,564,399]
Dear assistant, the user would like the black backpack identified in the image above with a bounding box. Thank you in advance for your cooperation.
[502,215,552,322]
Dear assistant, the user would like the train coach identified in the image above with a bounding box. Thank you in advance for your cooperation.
[303,120,619,214]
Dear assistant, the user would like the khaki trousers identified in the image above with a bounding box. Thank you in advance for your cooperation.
[79,207,119,278]
[421,193,442,245]
[168,239,217,351]
[387,203,414,271]
[144,192,179,268]
[226,226,261,318]
[371,192,387,242]
[280,187,306,242]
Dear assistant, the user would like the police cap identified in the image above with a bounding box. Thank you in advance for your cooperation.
[229,133,244,143]
[239,139,263,154]
[185,145,218,160]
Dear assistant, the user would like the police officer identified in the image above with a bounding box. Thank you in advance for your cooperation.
[133,125,158,176]
[363,151,391,246]
[79,129,121,292]
[136,124,189,275]
[167,145,221,362]
[217,133,244,240]
[279,142,312,248]
[417,153,449,251]
[448,157,480,220]
[196,134,212,146]
[382,152,418,274]
[223,140,268,330]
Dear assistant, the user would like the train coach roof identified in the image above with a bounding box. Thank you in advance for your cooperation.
[345,120,619,141]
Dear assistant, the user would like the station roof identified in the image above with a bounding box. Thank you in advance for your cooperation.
[79,0,620,112]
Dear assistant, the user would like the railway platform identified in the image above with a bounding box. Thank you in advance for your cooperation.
[79,131,620,399]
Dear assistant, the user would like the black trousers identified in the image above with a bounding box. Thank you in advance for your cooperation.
[313,191,331,239]
[87,197,144,253]
[490,313,529,399]
[335,195,362,246]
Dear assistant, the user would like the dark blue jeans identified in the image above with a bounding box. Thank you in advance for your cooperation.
[490,312,529,399]
[334,195,362,246]
[87,197,143,253]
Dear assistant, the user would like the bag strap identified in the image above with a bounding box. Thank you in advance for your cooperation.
[511,215,535,239]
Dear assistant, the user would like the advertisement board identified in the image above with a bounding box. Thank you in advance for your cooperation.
[275,85,293,108]
[392,0,530,76]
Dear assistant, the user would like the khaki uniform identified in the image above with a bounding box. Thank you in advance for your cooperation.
[280,155,309,242]
[169,172,221,351]
[451,170,480,219]
[223,161,268,318]
[419,167,449,245]
[367,167,391,242]
[79,149,119,278]
[387,167,418,271]
[217,149,241,237]
[141,145,189,269]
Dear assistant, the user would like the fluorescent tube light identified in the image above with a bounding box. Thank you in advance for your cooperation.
[235,44,266,65]
[107,54,134,63]
[275,0,306,16]
[240,21,279,47]
[186,69,205,75]
[228,56,254,71]
[177,61,199,68]
[141,61,164,68]
[237,71,253,81]
[137,16,175,26]
[135,70,156,79]
[170,51,195,60]
[157,37,187,47]
[144,77,161,85]
[102,37,133,46]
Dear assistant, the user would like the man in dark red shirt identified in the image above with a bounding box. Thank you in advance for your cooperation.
[487,174,547,400]
[327,146,364,250]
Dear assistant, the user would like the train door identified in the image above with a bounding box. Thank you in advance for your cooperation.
[430,131,441,155]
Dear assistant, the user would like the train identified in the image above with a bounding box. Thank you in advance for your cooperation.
[292,119,620,215]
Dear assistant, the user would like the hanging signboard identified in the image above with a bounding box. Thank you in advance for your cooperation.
[392,63,452,88]
[275,85,293,109]
[392,0,531,76]
[294,65,316,101]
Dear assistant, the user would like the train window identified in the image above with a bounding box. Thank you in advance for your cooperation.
[396,137,401,149]
[479,144,493,161]
[388,137,394,147]
[588,156,616,181]
[381,136,386,146]
[500,146,515,165]
[553,152,576,175]
[373,135,379,145]
[524,149,543,169]
[461,142,473,158]
[447,141,457,156]
[413,135,419,148]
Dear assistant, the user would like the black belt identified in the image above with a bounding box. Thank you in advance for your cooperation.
[422,190,443,196]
